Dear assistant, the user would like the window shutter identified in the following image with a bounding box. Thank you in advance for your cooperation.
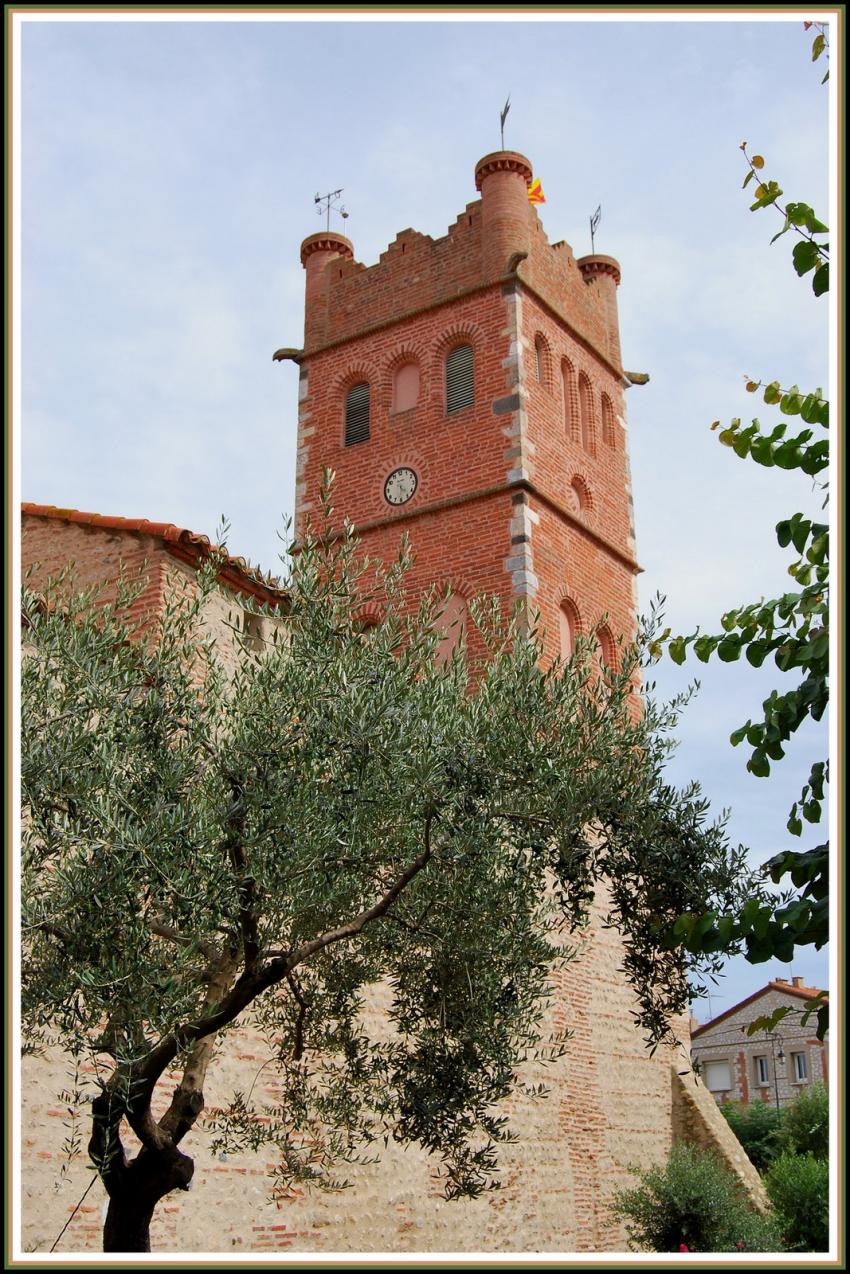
[446,345,474,413]
[345,383,370,445]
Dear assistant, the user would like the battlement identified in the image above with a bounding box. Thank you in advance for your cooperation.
[300,151,623,375]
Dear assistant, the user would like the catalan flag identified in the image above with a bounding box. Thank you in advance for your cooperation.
[527,178,546,204]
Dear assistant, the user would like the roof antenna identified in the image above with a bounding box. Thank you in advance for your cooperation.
[314,188,348,233]
[500,95,511,149]
[590,204,602,253]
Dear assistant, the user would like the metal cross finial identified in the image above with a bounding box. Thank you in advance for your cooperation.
[590,204,602,253]
[500,96,511,149]
[314,188,348,232]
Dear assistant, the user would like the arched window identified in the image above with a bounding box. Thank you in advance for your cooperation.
[345,382,370,446]
[570,476,591,514]
[392,362,419,413]
[435,592,467,664]
[597,623,617,670]
[558,600,580,661]
[579,373,595,454]
[601,393,616,448]
[561,358,577,440]
[534,335,547,386]
[446,344,474,414]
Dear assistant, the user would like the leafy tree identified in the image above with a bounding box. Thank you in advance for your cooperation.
[776,1082,829,1162]
[611,1142,784,1253]
[764,1152,829,1252]
[720,1099,784,1174]
[660,38,830,1036]
[21,493,754,1253]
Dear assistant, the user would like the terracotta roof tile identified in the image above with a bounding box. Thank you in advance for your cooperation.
[691,980,828,1038]
[22,503,287,607]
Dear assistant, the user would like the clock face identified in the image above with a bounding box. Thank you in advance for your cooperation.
[384,467,418,506]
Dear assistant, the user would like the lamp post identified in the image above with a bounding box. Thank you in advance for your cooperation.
[768,1032,786,1110]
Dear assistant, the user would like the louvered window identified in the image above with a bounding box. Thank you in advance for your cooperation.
[446,344,474,413]
[345,382,370,446]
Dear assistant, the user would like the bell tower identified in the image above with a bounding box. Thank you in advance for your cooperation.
[290,148,638,666]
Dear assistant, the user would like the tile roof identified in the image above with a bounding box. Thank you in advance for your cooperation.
[691,980,828,1038]
[21,503,287,607]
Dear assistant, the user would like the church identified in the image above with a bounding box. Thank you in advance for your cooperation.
[20,147,763,1253]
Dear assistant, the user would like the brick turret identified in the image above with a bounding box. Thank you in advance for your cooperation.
[577,253,623,369]
[300,230,354,350]
[474,149,534,279]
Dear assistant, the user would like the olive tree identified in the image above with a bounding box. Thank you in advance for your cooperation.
[22,496,753,1252]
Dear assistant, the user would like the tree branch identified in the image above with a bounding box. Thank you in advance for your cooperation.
[149,919,220,964]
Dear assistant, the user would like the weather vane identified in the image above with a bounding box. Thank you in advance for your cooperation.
[314,188,348,232]
[500,95,511,149]
[590,204,602,252]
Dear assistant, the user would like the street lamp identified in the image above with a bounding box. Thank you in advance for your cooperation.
[768,1032,786,1110]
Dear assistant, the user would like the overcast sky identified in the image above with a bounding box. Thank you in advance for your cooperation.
[15,11,834,1019]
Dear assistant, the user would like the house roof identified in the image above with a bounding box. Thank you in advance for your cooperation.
[691,980,828,1039]
[22,503,288,607]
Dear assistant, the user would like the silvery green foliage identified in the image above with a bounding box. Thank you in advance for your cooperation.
[22,494,754,1212]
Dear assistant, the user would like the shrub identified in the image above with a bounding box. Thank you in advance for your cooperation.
[720,1099,784,1172]
[765,1152,829,1252]
[611,1143,784,1253]
[777,1083,829,1161]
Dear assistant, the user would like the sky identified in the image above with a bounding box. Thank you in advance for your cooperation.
[14,10,835,1023]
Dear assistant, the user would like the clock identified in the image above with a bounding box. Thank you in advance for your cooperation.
[384,467,418,506]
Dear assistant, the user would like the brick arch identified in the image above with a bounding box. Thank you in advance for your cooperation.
[601,392,616,448]
[560,356,579,442]
[578,371,597,456]
[434,573,477,602]
[331,361,378,398]
[532,331,553,391]
[353,599,384,628]
[568,474,594,516]
[432,321,485,367]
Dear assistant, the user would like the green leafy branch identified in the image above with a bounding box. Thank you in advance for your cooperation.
[740,146,829,296]
[803,20,829,82]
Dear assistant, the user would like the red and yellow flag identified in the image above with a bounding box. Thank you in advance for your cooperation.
[527,178,546,204]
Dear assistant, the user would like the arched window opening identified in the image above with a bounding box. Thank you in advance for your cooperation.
[570,476,591,514]
[345,382,370,446]
[561,358,576,440]
[579,373,595,454]
[597,623,617,670]
[558,600,580,661]
[602,393,616,448]
[434,592,467,664]
[392,362,420,413]
[446,344,474,414]
[534,335,546,386]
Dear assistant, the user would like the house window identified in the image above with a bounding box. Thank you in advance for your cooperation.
[392,362,419,412]
[755,1055,770,1085]
[702,1060,732,1092]
[446,344,474,413]
[345,382,370,445]
[792,1051,808,1082]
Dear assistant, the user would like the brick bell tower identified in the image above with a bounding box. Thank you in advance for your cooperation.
[288,148,637,668]
[270,154,766,1251]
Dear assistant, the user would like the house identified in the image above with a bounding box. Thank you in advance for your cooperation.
[690,978,828,1107]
